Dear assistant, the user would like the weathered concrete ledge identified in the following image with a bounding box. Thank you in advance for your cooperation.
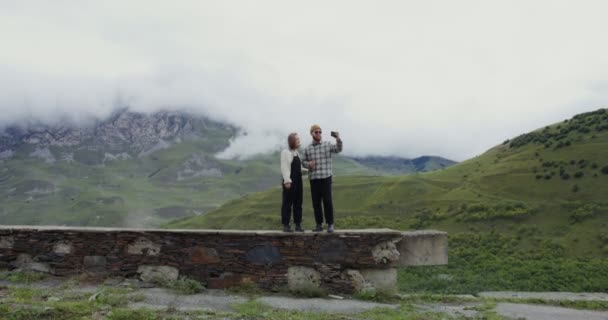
[0,226,447,294]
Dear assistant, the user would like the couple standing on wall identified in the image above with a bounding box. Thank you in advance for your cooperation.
[280,124,343,233]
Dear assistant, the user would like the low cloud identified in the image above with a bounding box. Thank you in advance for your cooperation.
[1,1,608,161]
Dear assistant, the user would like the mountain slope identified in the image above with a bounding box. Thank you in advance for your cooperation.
[166,108,608,258]
[0,110,240,227]
[0,109,455,227]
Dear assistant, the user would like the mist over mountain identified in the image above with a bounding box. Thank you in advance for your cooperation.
[0,108,455,227]
[4,2,608,161]
[0,108,236,163]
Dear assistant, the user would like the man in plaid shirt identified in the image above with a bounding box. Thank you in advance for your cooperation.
[302,124,343,233]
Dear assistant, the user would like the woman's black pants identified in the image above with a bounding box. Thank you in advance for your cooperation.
[281,179,303,225]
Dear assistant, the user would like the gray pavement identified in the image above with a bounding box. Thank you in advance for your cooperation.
[480,291,608,302]
[129,288,247,312]
[495,302,608,320]
[258,295,398,314]
[129,288,398,314]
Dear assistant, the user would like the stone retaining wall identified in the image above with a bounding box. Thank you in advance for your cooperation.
[0,226,447,294]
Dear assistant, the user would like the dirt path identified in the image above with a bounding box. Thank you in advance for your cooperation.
[2,275,608,319]
[480,291,608,301]
[128,288,397,314]
[131,290,608,319]
[496,302,608,320]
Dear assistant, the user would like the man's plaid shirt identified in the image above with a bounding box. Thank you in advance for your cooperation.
[302,139,343,180]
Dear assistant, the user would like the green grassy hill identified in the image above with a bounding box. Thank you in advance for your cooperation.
[0,140,392,227]
[166,108,608,293]
[0,109,458,228]
[349,155,457,174]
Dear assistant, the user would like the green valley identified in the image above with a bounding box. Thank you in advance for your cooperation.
[0,110,452,227]
[166,108,608,293]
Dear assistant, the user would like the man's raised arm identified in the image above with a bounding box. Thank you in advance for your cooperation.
[331,133,343,153]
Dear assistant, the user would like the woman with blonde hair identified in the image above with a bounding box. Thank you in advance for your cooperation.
[280,132,307,232]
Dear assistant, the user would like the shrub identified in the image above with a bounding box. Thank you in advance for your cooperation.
[572,184,579,192]
[410,208,447,229]
[574,171,584,179]
[169,276,205,294]
[601,166,608,175]
[561,173,570,180]
[4,271,46,283]
[152,276,205,295]
[600,233,608,245]
[570,203,600,223]
[579,162,588,169]
[460,202,536,222]
[398,231,608,294]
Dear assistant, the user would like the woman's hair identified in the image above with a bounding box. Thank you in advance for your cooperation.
[288,133,299,150]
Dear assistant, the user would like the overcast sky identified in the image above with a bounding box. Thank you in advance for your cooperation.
[1,1,608,161]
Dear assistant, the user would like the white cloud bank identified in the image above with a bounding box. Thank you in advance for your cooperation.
[1,1,608,161]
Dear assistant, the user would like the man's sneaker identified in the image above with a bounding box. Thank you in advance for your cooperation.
[312,224,323,232]
[295,224,304,232]
[327,224,335,233]
[283,224,293,232]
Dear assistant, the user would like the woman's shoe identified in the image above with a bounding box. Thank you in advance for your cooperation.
[283,224,293,232]
[295,224,304,232]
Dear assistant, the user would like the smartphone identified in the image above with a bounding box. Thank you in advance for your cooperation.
[331,131,338,138]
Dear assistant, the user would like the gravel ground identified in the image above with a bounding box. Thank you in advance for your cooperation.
[257,296,398,314]
[129,288,248,312]
[129,288,398,314]
[479,291,608,301]
[414,302,481,318]
[495,302,608,320]
[3,275,608,319]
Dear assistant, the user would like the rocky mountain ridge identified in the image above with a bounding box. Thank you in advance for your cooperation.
[0,108,457,227]
[0,109,235,157]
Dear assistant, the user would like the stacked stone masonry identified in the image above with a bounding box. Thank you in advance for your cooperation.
[0,226,447,294]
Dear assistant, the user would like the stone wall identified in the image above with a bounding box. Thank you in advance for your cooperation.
[0,226,447,294]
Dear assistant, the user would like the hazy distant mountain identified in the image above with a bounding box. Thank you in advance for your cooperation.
[0,108,236,163]
[0,108,456,227]
[348,155,457,174]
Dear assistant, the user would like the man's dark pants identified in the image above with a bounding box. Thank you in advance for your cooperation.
[310,176,334,225]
